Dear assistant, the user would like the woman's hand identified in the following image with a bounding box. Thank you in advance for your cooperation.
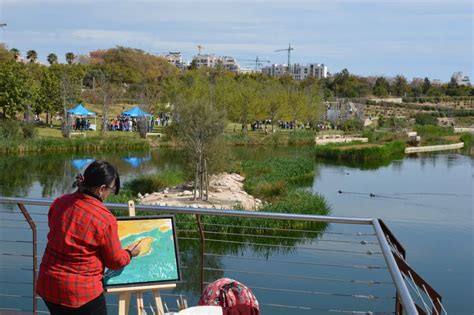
[125,240,142,257]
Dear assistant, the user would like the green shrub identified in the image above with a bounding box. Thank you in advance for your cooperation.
[261,191,330,216]
[415,125,454,137]
[460,133,472,145]
[0,120,22,139]
[21,123,37,139]
[342,118,363,132]
[362,129,376,142]
[251,180,288,198]
[106,188,135,203]
[315,141,405,161]
[415,113,438,125]
[242,158,314,200]
[125,171,185,195]
[287,131,316,145]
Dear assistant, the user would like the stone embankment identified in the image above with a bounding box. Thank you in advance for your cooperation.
[405,142,464,153]
[315,135,368,145]
[454,127,474,134]
[139,173,263,210]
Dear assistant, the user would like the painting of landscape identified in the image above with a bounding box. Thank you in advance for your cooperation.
[104,216,180,287]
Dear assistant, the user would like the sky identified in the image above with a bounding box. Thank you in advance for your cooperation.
[0,0,472,81]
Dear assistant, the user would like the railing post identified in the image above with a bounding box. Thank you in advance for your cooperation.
[372,219,418,315]
[195,214,205,294]
[17,203,38,314]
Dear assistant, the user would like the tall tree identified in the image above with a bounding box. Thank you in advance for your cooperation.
[264,80,286,132]
[138,79,162,114]
[37,67,62,124]
[90,71,123,135]
[65,52,76,65]
[169,74,226,200]
[422,77,431,95]
[10,48,20,61]
[47,53,58,65]
[373,77,390,97]
[0,61,31,118]
[392,75,409,97]
[0,44,12,62]
[26,50,38,63]
[230,76,262,132]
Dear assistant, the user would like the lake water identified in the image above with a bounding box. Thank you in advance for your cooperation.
[0,147,471,314]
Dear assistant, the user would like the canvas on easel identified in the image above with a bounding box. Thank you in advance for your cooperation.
[105,201,180,315]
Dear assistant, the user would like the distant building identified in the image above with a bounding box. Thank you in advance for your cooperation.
[239,68,255,74]
[431,79,443,86]
[191,54,241,73]
[162,52,188,70]
[261,64,288,77]
[411,78,424,86]
[261,63,328,80]
[451,72,471,86]
[89,50,108,62]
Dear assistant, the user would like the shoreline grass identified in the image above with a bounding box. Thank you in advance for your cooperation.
[315,141,406,161]
[0,137,150,155]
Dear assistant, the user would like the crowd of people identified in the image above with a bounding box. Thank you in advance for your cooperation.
[74,117,91,131]
[106,113,171,132]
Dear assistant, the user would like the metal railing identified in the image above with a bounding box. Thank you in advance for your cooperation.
[0,196,445,315]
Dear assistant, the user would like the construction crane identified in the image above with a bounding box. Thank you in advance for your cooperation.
[197,44,204,55]
[275,43,294,70]
[239,56,271,71]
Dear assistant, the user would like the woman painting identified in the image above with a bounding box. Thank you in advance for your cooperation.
[37,160,141,315]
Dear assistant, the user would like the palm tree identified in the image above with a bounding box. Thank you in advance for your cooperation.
[26,50,38,63]
[65,52,75,65]
[47,53,58,65]
[10,48,20,61]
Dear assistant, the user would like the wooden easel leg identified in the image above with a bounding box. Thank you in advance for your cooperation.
[153,290,165,315]
[136,291,145,315]
[118,292,131,315]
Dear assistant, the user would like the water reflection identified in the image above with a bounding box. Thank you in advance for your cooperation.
[0,149,187,198]
[122,155,151,168]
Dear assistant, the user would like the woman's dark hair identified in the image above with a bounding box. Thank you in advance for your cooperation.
[81,160,120,195]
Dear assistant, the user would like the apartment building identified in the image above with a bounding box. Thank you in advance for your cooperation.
[191,54,241,72]
[261,63,328,80]
[451,72,471,86]
[162,52,188,70]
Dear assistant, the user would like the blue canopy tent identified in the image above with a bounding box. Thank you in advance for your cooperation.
[67,104,97,130]
[122,106,151,117]
[68,104,96,116]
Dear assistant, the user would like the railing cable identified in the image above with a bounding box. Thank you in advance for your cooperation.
[198,230,379,245]
[203,253,388,270]
[422,284,440,315]
[204,267,393,285]
[198,238,382,255]
[191,222,376,236]
[233,284,394,300]
[405,272,431,314]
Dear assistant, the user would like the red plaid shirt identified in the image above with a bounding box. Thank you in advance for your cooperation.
[37,191,131,307]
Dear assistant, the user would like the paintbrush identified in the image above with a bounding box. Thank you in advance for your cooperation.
[129,239,143,254]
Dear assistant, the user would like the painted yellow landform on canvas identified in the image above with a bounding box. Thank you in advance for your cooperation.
[118,219,172,237]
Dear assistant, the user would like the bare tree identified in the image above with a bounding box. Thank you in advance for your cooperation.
[138,79,162,114]
[59,68,82,138]
[91,72,123,135]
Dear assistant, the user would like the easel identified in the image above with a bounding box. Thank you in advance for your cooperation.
[106,200,177,315]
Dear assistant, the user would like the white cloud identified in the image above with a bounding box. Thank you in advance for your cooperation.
[71,29,158,43]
